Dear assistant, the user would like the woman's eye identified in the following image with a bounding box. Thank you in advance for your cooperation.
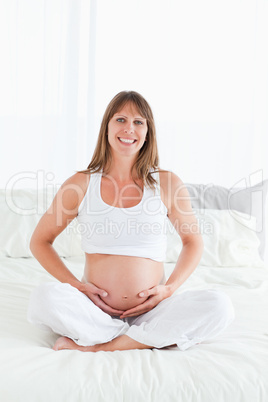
[116,118,143,125]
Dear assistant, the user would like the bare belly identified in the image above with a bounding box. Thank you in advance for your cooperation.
[82,254,165,310]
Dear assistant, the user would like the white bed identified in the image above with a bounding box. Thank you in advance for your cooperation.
[0,181,268,402]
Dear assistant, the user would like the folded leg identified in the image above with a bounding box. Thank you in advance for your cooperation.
[125,289,235,350]
[27,282,129,346]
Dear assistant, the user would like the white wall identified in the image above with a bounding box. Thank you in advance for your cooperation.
[0,0,267,191]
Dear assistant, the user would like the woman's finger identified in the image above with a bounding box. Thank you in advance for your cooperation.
[139,286,159,298]
[93,296,124,316]
[120,307,151,318]
[122,310,148,318]
[120,299,155,318]
[88,283,109,298]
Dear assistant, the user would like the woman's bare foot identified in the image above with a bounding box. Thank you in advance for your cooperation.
[53,335,153,352]
[53,336,97,352]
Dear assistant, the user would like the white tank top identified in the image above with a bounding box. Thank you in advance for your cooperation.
[76,170,168,262]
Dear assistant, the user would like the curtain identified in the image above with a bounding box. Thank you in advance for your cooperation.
[0,0,267,190]
[0,0,96,189]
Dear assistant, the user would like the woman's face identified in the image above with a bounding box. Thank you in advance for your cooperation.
[107,102,148,159]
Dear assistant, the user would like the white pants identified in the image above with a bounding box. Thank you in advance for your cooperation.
[27,283,235,351]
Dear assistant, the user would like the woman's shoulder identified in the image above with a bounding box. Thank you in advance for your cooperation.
[157,169,190,214]
[60,172,91,202]
[158,169,184,188]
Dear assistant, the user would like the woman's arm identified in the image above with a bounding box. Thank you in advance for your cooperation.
[163,171,204,294]
[30,173,86,290]
[120,171,203,318]
[30,173,124,316]
[30,240,85,290]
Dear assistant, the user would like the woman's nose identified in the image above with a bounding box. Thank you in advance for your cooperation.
[124,122,134,133]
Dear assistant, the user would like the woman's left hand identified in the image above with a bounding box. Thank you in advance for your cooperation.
[120,285,172,319]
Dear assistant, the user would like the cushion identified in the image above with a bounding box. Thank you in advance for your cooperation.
[165,209,264,267]
[0,188,83,258]
[185,180,268,260]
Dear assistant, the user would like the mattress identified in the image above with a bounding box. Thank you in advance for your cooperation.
[0,256,267,402]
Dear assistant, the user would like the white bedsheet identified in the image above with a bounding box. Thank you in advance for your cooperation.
[0,256,268,402]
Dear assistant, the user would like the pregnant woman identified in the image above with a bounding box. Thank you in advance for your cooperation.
[28,90,234,352]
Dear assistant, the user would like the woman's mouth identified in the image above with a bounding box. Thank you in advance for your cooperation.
[118,137,137,144]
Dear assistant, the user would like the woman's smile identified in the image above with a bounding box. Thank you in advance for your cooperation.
[118,137,137,145]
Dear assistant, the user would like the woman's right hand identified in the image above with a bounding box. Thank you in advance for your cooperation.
[80,282,125,317]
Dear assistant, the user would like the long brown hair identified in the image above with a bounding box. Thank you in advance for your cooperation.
[76,91,160,188]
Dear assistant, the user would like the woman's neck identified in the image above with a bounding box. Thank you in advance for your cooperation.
[104,159,138,183]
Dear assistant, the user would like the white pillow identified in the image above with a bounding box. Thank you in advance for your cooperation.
[165,209,264,267]
[185,180,268,261]
[0,188,83,258]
